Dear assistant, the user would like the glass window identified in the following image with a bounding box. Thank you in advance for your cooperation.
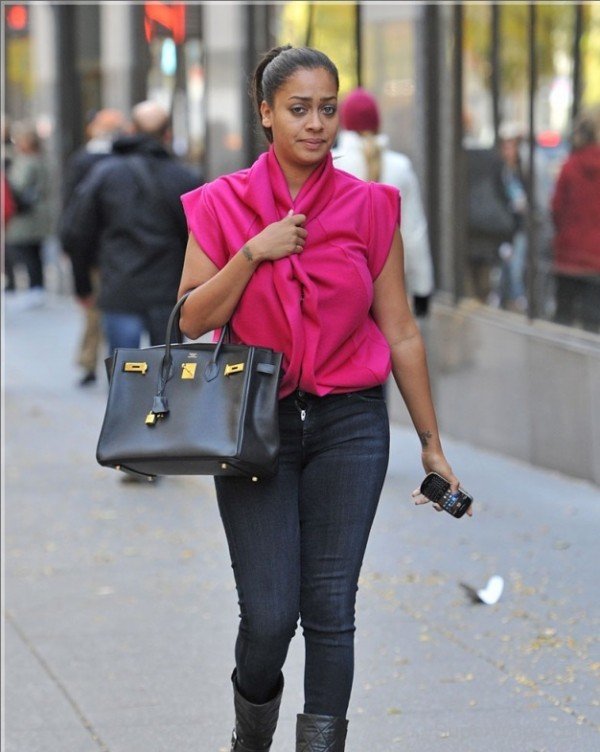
[462,4,494,147]
[462,4,506,306]
[530,5,576,324]
[275,2,359,96]
[460,2,599,332]
[361,4,417,158]
[498,4,529,134]
[581,3,600,108]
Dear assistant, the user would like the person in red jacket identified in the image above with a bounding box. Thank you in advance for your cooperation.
[551,107,600,332]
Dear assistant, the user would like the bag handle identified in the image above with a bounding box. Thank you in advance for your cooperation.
[148,292,231,422]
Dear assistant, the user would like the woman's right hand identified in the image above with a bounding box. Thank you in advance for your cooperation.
[247,210,307,262]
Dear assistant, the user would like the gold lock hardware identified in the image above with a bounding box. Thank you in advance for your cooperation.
[124,362,148,374]
[181,362,197,379]
[224,362,245,376]
[145,412,158,425]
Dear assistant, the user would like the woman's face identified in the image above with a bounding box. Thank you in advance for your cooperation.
[261,67,339,172]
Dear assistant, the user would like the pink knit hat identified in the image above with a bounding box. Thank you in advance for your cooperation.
[341,88,380,133]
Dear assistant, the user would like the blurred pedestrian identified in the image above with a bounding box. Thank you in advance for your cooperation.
[465,145,516,304]
[551,106,600,332]
[4,120,51,307]
[1,118,16,284]
[332,87,434,319]
[61,100,201,355]
[178,45,468,752]
[2,172,16,227]
[497,122,528,313]
[61,108,130,209]
[2,114,15,170]
[60,108,129,386]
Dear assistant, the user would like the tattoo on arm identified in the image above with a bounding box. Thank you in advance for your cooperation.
[241,244,254,263]
[418,430,432,449]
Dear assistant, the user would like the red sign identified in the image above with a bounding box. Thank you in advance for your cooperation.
[6,4,29,31]
[144,3,186,45]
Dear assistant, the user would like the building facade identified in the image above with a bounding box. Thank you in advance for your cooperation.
[4,2,600,483]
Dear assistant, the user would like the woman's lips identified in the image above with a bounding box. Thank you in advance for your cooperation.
[300,139,326,150]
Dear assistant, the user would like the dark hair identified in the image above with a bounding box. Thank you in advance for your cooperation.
[251,45,340,144]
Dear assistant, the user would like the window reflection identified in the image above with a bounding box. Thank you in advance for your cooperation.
[362,5,416,157]
[272,2,600,333]
[276,2,359,96]
[462,4,494,147]
[461,2,599,331]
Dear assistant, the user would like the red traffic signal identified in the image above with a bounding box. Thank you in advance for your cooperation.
[6,4,29,31]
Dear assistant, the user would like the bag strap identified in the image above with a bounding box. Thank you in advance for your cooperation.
[150,293,231,420]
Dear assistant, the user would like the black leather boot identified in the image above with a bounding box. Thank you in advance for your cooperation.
[229,670,284,751]
[295,713,348,751]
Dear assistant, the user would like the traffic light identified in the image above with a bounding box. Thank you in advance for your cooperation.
[5,4,30,36]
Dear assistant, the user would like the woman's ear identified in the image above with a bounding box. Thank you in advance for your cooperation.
[260,100,272,129]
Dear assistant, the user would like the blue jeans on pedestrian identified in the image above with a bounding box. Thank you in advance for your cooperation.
[500,230,527,305]
[215,386,390,717]
[102,305,173,354]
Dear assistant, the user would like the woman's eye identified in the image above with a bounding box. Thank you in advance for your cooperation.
[322,105,337,116]
[291,106,307,115]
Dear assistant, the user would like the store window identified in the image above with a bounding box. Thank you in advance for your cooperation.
[361,4,418,159]
[582,3,600,108]
[275,3,420,171]
[462,2,600,334]
[462,4,494,147]
[275,2,359,96]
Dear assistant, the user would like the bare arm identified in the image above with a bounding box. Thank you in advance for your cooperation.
[371,230,472,515]
[178,211,307,339]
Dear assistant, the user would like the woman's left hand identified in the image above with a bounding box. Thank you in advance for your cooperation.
[411,451,473,516]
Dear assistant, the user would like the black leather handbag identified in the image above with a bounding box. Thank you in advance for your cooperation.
[96,293,283,481]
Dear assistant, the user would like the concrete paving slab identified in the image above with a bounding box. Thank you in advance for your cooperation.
[5,619,107,752]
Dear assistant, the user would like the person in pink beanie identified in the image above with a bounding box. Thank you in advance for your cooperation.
[332,87,435,319]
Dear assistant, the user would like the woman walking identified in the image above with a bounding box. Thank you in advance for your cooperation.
[178,45,470,751]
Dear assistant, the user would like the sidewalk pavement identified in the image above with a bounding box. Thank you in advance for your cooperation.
[3,293,600,752]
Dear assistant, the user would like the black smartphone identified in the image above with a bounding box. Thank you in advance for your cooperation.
[420,472,473,518]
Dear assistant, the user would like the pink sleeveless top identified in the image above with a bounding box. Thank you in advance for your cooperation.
[181,146,400,398]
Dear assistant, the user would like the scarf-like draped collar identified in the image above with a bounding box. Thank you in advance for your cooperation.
[242,145,335,226]
[181,143,398,396]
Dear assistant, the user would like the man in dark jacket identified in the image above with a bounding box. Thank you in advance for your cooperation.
[60,108,128,385]
[62,100,201,354]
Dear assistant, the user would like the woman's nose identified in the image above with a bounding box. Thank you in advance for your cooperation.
[307,111,324,130]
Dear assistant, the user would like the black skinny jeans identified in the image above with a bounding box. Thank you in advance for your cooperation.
[215,386,390,717]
